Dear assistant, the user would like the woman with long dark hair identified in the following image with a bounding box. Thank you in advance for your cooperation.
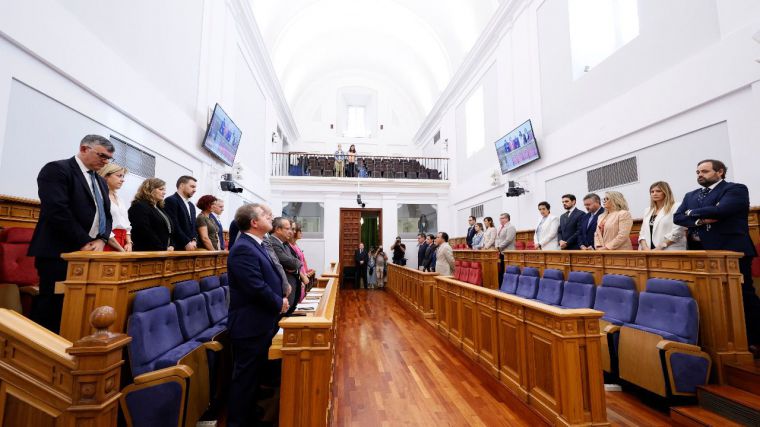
[347,144,357,177]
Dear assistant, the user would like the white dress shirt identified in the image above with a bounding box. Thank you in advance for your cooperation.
[109,194,132,236]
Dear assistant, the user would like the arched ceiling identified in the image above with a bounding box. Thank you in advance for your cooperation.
[250,0,499,127]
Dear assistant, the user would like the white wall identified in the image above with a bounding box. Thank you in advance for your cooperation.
[416,0,760,232]
[0,0,295,228]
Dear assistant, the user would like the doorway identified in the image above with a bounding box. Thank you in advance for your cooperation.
[339,208,382,288]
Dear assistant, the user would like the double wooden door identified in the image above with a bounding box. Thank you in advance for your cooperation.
[339,208,382,285]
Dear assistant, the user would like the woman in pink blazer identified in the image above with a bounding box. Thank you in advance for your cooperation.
[594,191,634,250]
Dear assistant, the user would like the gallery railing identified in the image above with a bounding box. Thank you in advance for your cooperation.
[271,152,449,180]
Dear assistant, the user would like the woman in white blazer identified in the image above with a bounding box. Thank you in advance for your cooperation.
[481,217,497,249]
[534,201,560,250]
[638,181,686,251]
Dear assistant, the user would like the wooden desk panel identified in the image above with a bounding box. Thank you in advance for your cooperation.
[452,249,500,289]
[386,265,438,319]
[502,250,750,384]
[0,195,40,229]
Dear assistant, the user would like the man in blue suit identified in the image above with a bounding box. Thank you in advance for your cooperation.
[465,216,476,248]
[163,175,198,251]
[674,159,760,354]
[558,194,586,250]
[578,193,604,250]
[227,203,289,426]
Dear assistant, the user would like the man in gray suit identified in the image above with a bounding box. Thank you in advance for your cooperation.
[435,232,455,276]
[495,213,516,251]
[268,217,308,315]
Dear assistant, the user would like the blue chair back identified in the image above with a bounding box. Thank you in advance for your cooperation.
[633,278,698,344]
[560,271,596,308]
[594,274,638,324]
[516,267,540,299]
[500,265,520,294]
[536,269,564,305]
[173,280,211,341]
[200,275,228,325]
[127,287,185,376]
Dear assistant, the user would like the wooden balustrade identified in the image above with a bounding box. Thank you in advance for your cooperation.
[278,262,340,427]
[0,306,130,426]
[386,264,438,320]
[0,195,39,229]
[502,249,751,383]
[387,267,608,426]
[452,249,501,289]
[57,251,227,342]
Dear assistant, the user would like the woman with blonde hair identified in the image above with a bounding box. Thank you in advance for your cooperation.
[98,163,132,252]
[638,181,686,250]
[594,191,634,250]
[128,178,174,251]
[480,217,497,250]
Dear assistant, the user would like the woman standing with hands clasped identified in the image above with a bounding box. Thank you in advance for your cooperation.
[638,181,686,251]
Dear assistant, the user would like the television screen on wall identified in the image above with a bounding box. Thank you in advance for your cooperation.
[494,119,540,174]
[202,103,242,166]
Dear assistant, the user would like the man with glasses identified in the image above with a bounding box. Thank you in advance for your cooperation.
[28,134,114,332]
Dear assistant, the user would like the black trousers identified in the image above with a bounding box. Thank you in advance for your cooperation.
[355,266,367,289]
[32,257,67,333]
[227,332,276,427]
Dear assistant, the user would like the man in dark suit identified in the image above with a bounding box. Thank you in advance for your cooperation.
[28,135,114,332]
[268,217,306,313]
[558,194,586,250]
[163,175,198,251]
[211,199,226,250]
[674,159,760,355]
[354,242,369,289]
[579,193,604,250]
[465,216,476,248]
[227,203,289,427]
[416,233,428,270]
[422,234,437,272]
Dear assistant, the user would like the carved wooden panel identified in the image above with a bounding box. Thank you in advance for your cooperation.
[461,299,477,360]
[339,209,361,269]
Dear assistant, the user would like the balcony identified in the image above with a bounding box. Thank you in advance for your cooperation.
[271,152,449,180]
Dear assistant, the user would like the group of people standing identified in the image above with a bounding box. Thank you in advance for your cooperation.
[334,143,358,177]
[463,159,759,358]
[353,243,388,289]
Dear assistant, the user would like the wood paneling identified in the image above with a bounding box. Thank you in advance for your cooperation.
[0,307,130,426]
[388,268,609,426]
[502,249,751,383]
[386,265,437,320]
[452,249,501,289]
[57,251,227,342]
[0,195,40,229]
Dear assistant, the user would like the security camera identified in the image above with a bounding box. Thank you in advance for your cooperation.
[356,194,363,206]
[506,180,526,197]
[220,174,243,193]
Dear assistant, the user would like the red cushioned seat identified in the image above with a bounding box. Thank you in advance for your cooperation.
[454,260,463,280]
[515,241,526,250]
[752,244,760,277]
[0,227,39,316]
[630,236,639,250]
[525,242,536,250]
[468,262,482,286]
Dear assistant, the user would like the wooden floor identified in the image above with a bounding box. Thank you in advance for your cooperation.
[332,289,674,427]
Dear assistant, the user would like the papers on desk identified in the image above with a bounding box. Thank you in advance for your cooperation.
[295,301,319,312]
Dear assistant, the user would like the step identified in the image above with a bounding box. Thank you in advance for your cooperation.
[670,406,743,427]
[723,360,760,395]
[697,385,760,426]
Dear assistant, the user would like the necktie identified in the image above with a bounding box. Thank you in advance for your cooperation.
[187,201,194,222]
[697,187,710,204]
[214,215,225,249]
[88,171,107,237]
[261,238,289,294]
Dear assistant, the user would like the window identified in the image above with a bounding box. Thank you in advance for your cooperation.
[109,136,156,178]
[465,86,485,157]
[344,105,368,138]
[281,202,324,238]
[397,204,437,239]
[568,0,639,79]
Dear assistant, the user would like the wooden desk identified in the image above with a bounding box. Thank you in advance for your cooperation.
[0,195,39,229]
[502,249,751,383]
[58,251,227,342]
[277,264,340,427]
[453,249,500,290]
[386,264,438,319]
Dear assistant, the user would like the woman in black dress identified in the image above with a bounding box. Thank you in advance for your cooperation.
[128,178,175,251]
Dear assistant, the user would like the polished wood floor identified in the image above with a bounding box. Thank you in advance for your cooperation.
[332,289,674,426]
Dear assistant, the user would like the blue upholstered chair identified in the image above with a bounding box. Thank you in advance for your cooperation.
[515,267,539,299]
[174,280,226,343]
[593,274,637,374]
[536,269,564,305]
[559,271,596,308]
[121,286,221,427]
[618,278,711,397]
[200,275,228,327]
[220,272,229,302]
[500,265,520,294]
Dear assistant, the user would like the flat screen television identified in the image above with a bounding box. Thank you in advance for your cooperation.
[494,119,540,174]
[202,104,242,166]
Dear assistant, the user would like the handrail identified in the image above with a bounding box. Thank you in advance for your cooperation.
[271,152,449,180]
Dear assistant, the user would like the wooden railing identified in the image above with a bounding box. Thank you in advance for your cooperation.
[387,267,608,426]
[502,250,749,383]
[386,264,438,319]
[56,251,227,342]
[271,152,450,180]
[277,262,340,427]
[0,195,39,229]
[0,306,130,426]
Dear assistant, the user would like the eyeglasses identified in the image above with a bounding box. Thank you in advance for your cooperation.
[87,146,113,162]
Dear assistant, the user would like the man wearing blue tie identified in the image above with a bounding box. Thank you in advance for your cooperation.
[28,135,114,332]
[674,159,760,356]
[579,193,604,250]
[211,198,226,250]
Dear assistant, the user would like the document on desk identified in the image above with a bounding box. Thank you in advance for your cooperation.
[294,301,319,312]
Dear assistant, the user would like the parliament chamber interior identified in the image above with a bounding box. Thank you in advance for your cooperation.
[1,1,760,426]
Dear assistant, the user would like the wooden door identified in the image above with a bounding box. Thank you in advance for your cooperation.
[339,209,362,269]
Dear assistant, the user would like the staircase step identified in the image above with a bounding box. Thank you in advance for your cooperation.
[670,406,743,427]
[697,385,760,426]
[724,360,760,395]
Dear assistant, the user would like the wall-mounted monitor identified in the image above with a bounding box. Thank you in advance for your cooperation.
[494,119,540,174]
[202,103,242,166]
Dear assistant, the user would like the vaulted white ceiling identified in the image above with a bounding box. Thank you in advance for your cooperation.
[250,0,499,131]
